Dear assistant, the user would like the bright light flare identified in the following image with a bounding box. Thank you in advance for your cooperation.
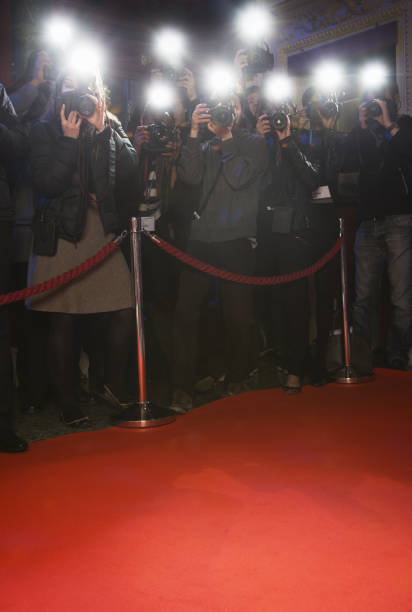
[204,63,237,98]
[314,61,345,92]
[67,43,103,77]
[264,73,293,103]
[360,63,388,90]
[153,29,186,67]
[45,17,73,48]
[236,4,273,42]
[146,82,176,110]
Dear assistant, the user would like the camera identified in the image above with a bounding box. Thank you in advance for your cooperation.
[58,86,96,118]
[157,66,187,82]
[269,110,288,132]
[243,44,274,76]
[306,97,340,122]
[209,102,235,129]
[43,64,58,82]
[364,99,382,119]
[144,112,177,153]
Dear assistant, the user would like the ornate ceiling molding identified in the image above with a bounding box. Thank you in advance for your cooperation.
[274,0,411,112]
[274,0,405,44]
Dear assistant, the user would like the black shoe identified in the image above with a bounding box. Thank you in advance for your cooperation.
[59,404,89,427]
[311,371,330,387]
[389,358,406,371]
[222,380,252,397]
[0,429,28,453]
[170,389,192,414]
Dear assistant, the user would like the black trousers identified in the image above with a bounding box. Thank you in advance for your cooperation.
[172,238,256,392]
[257,227,338,377]
[0,222,13,429]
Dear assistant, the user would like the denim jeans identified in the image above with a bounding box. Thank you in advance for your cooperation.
[353,213,412,366]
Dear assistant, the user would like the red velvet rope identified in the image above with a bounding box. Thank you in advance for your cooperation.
[147,233,343,286]
[0,231,343,306]
[0,236,124,307]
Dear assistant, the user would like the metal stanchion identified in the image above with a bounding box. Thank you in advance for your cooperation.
[117,217,176,428]
[334,217,374,384]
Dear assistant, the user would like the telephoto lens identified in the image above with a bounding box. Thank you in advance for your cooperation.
[210,102,234,129]
[270,111,288,131]
[364,99,382,119]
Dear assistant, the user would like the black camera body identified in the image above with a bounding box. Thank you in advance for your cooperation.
[58,88,96,118]
[158,66,187,82]
[364,99,382,119]
[43,64,58,82]
[267,104,293,132]
[209,102,235,129]
[306,97,340,122]
[144,113,177,153]
[364,98,398,124]
[243,44,274,76]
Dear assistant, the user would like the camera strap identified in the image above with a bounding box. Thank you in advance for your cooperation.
[193,161,223,221]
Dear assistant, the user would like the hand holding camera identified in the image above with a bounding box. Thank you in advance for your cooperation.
[256,114,271,137]
[134,126,151,152]
[190,103,211,138]
[31,51,53,87]
[81,92,105,133]
[177,68,197,101]
[275,114,291,141]
[60,105,82,139]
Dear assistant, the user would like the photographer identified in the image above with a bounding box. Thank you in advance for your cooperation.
[0,84,28,452]
[256,109,322,393]
[8,50,54,415]
[28,70,138,425]
[170,95,268,413]
[342,85,412,370]
[294,87,341,384]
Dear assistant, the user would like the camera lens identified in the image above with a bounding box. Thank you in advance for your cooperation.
[210,104,234,129]
[365,99,382,119]
[270,111,288,131]
[77,94,96,117]
[319,101,339,119]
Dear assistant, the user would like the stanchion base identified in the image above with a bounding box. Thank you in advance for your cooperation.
[115,402,176,429]
[333,366,375,384]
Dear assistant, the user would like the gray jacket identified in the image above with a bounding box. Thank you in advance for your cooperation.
[178,129,268,243]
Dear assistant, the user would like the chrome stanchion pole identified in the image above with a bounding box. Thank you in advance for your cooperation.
[117,217,176,428]
[334,217,374,384]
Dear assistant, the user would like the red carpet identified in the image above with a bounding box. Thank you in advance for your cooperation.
[1,369,412,611]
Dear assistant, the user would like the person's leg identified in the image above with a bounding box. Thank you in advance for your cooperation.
[0,222,27,452]
[105,308,134,399]
[385,214,412,368]
[219,239,257,387]
[48,312,87,425]
[271,234,312,387]
[171,242,213,409]
[353,220,386,353]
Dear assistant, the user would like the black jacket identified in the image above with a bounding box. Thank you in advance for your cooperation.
[338,116,412,220]
[259,134,321,237]
[30,114,138,244]
[0,84,28,221]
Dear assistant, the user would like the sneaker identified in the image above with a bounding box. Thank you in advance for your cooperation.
[170,389,192,414]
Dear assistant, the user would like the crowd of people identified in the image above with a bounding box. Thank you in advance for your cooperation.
[0,46,411,453]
